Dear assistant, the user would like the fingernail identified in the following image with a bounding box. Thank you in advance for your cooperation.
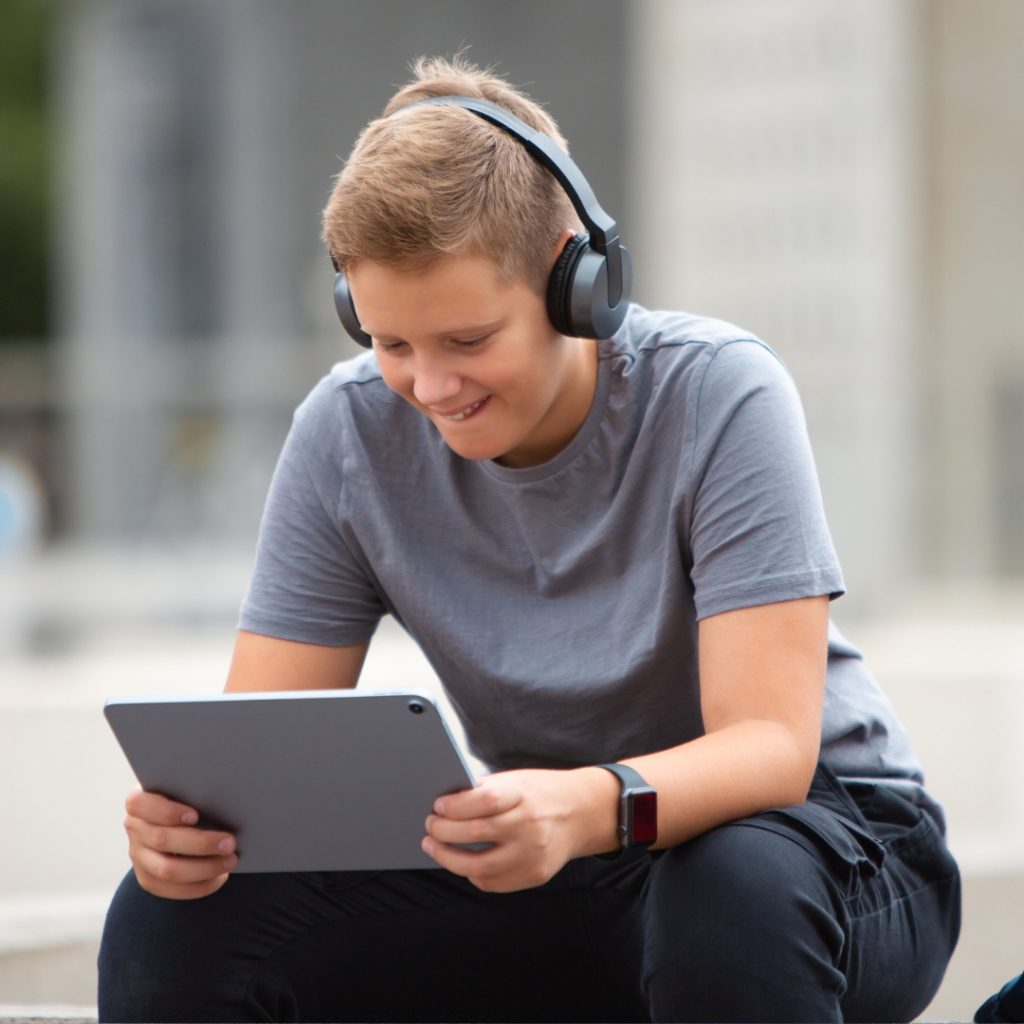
[181,810,199,825]
[217,837,234,853]
[222,855,238,869]
[422,837,435,856]
[433,798,445,816]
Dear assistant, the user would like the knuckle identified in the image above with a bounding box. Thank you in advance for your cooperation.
[481,788,504,815]
[200,877,228,900]
[152,855,177,883]
[533,826,552,851]
[149,827,168,850]
[468,819,493,844]
[526,865,549,889]
[132,866,154,892]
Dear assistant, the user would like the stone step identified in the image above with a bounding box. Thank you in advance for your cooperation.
[0,1009,96,1023]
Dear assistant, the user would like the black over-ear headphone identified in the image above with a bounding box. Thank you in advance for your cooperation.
[331,95,633,348]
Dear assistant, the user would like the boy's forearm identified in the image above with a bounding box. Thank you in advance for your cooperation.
[569,721,818,858]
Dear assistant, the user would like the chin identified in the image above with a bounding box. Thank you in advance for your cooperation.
[438,431,512,463]
[446,441,508,462]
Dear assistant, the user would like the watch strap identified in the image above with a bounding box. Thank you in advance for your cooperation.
[597,762,657,860]
[598,762,652,793]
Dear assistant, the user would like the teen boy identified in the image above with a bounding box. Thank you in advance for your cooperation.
[99,56,960,1023]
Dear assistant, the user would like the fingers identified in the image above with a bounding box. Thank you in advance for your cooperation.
[424,810,502,849]
[421,769,585,893]
[425,778,520,850]
[123,786,237,899]
[126,830,236,897]
[124,800,235,858]
[420,835,549,894]
[432,777,519,821]
[423,779,544,892]
[125,786,201,827]
[132,865,232,902]
[130,843,235,884]
[126,815,235,855]
[132,843,236,886]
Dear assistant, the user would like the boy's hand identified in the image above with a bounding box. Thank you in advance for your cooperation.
[123,786,238,900]
[421,767,618,893]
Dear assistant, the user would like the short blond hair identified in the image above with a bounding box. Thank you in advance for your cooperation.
[322,55,582,294]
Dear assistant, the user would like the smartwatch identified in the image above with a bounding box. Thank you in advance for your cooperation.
[598,763,658,856]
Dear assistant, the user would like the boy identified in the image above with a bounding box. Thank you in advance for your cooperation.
[100,56,959,1023]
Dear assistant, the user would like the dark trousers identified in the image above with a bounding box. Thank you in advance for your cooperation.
[98,767,960,1023]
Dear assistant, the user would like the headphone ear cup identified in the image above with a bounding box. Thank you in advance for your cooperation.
[333,270,373,348]
[546,234,632,339]
[546,234,589,336]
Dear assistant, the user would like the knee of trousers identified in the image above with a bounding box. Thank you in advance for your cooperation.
[642,822,847,988]
[98,871,260,1022]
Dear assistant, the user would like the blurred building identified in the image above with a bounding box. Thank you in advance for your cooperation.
[44,0,1024,608]
[52,0,630,544]
[632,0,1024,607]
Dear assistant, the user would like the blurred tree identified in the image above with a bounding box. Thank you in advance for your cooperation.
[0,0,53,342]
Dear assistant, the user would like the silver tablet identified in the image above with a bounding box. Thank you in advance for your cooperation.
[104,689,480,872]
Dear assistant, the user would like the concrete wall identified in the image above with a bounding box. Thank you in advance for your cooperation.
[630,0,1024,606]
[923,0,1024,579]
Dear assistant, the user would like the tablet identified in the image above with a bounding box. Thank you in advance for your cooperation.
[104,690,480,872]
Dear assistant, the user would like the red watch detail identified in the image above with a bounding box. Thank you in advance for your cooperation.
[630,788,659,846]
[599,762,658,853]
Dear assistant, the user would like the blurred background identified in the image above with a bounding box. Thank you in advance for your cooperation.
[0,0,1021,1018]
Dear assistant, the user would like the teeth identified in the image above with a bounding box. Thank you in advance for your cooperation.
[448,399,483,421]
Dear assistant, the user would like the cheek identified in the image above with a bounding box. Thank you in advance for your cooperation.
[377,362,414,401]
[510,356,559,406]
[486,346,549,397]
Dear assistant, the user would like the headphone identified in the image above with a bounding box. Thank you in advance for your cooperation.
[331,95,633,348]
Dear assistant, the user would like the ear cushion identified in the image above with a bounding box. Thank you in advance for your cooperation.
[546,234,589,335]
[333,270,372,348]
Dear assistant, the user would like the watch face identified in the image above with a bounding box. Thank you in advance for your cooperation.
[631,789,658,846]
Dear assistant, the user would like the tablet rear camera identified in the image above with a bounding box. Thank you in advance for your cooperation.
[408,700,425,715]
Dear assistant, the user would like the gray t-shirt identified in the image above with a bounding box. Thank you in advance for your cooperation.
[240,305,933,812]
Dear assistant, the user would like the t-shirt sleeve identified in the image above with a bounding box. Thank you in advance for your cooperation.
[684,339,845,620]
[238,408,386,646]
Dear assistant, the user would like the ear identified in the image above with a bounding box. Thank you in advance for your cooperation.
[550,229,577,267]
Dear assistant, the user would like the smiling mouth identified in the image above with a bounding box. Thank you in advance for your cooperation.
[440,396,489,422]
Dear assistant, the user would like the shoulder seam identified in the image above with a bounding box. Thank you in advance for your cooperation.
[332,374,386,394]
[636,333,763,356]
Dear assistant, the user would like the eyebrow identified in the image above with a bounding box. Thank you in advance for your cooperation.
[370,318,505,344]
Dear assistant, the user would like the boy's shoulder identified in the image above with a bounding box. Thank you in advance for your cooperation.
[298,351,390,413]
[327,349,388,390]
[615,305,785,386]
[291,351,408,445]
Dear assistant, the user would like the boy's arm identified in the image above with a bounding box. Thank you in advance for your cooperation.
[224,629,369,692]
[423,595,827,892]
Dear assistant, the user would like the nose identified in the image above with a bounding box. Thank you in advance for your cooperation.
[411,358,462,408]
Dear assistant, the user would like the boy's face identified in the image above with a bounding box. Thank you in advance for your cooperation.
[346,251,597,468]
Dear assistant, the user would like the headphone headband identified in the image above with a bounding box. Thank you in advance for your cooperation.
[407,97,624,306]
